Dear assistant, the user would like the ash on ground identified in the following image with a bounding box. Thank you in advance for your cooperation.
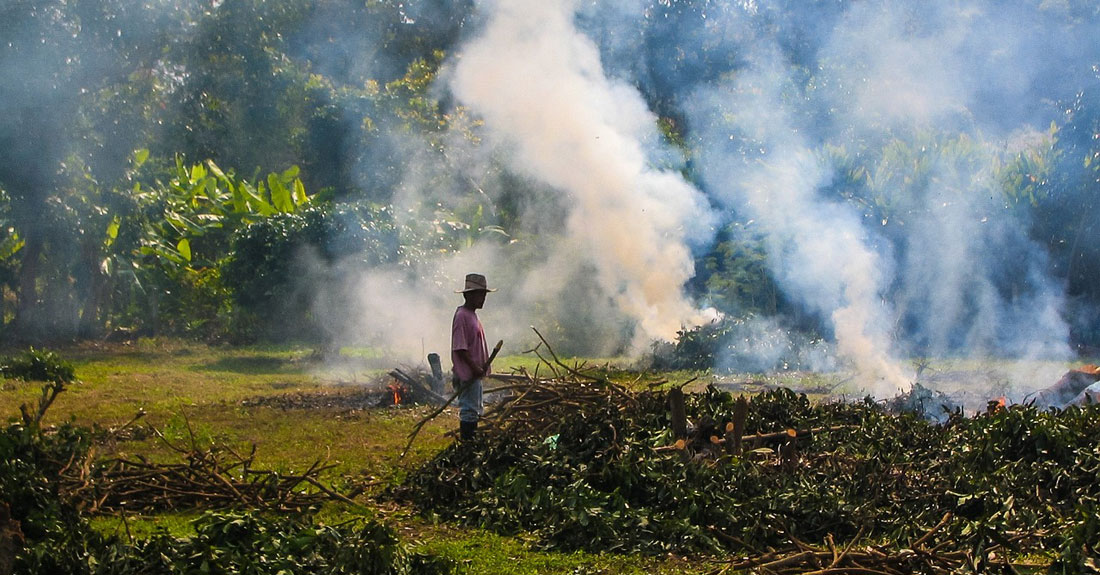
[885,382,963,423]
[239,386,394,411]
[239,368,437,411]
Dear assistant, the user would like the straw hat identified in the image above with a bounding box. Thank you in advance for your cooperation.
[456,273,497,293]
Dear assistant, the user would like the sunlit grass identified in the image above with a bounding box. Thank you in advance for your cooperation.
[408,525,709,575]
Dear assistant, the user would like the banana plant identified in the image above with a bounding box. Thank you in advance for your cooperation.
[138,154,311,272]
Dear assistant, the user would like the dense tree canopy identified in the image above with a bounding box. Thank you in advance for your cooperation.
[0,0,1097,365]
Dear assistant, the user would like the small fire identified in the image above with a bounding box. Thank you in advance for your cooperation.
[987,396,1007,413]
[387,382,407,406]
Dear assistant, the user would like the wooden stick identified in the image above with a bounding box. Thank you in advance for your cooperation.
[400,339,503,457]
[728,396,748,456]
[708,425,858,445]
[912,512,953,549]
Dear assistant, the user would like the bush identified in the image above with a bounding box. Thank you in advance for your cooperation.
[1,348,77,384]
[221,202,401,342]
[0,354,450,574]
[108,511,451,575]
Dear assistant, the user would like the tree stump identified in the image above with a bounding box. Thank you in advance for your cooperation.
[668,387,688,439]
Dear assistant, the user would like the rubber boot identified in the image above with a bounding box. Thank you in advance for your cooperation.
[459,420,477,441]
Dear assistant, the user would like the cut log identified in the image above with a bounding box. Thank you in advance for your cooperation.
[727,395,748,456]
[707,425,856,446]
[427,353,445,395]
[669,387,688,439]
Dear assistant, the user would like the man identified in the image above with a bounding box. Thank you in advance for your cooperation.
[451,273,494,440]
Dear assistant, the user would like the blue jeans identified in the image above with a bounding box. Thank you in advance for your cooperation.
[457,378,483,423]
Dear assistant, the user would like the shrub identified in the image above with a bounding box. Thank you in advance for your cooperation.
[1,348,77,384]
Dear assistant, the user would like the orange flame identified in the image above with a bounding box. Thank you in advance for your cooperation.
[388,382,406,406]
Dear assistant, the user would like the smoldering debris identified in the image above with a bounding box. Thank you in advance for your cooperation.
[1025,365,1100,409]
[238,367,446,411]
[884,382,963,423]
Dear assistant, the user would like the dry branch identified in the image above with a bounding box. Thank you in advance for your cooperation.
[400,339,503,457]
[59,421,355,513]
[709,517,1012,575]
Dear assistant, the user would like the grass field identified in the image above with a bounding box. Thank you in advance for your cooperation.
[1,339,712,575]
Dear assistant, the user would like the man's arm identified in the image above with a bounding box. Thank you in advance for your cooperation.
[454,348,485,381]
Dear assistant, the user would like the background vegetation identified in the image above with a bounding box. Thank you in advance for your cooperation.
[1,0,1098,359]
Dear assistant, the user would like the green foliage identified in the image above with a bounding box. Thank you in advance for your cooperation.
[221,201,401,340]
[106,511,451,575]
[5,0,1100,355]
[0,418,105,574]
[649,315,825,373]
[1,348,77,384]
[128,158,313,339]
[692,221,779,318]
[138,157,311,272]
[401,386,1100,567]
[650,321,734,371]
[157,266,235,340]
[0,188,22,265]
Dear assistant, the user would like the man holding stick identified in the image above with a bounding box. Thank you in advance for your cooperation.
[451,273,496,440]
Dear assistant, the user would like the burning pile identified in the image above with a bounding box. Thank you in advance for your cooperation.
[397,357,1100,569]
[1028,364,1100,408]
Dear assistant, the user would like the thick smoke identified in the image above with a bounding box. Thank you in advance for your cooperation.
[292,0,721,361]
[313,0,1092,395]
[817,1,1076,360]
[687,54,912,395]
[446,0,715,350]
[676,0,1081,392]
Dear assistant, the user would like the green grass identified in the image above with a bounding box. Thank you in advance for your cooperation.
[410,527,706,575]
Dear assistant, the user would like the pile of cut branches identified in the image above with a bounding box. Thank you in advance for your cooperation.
[64,437,353,514]
[60,417,357,513]
[1,357,444,575]
[711,514,1026,575]
[398,336,1100,571]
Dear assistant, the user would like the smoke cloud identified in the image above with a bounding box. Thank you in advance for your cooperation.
[687,55,911,395]
[308,0,1094,396]
[675,0,1081,392]
[446,0,715,350]
[6,0,1094,396]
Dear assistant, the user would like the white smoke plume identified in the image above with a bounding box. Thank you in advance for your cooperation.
[818,1,1075,362]
[689,56,912,396]
[312,0,1087,395]
[446,0,715,349]
[679,0,1078,394]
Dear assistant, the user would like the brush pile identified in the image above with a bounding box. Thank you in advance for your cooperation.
[62,424,357,513]
[8,377,357,514]
[398,349,1100,571]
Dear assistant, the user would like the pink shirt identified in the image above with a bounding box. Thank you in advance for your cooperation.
[451,305,489,382]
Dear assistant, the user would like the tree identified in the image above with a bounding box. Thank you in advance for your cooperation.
[0,0,200,340]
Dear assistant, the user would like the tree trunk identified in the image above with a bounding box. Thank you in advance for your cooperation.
[13,233,42,340]
[78,239,107,338]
